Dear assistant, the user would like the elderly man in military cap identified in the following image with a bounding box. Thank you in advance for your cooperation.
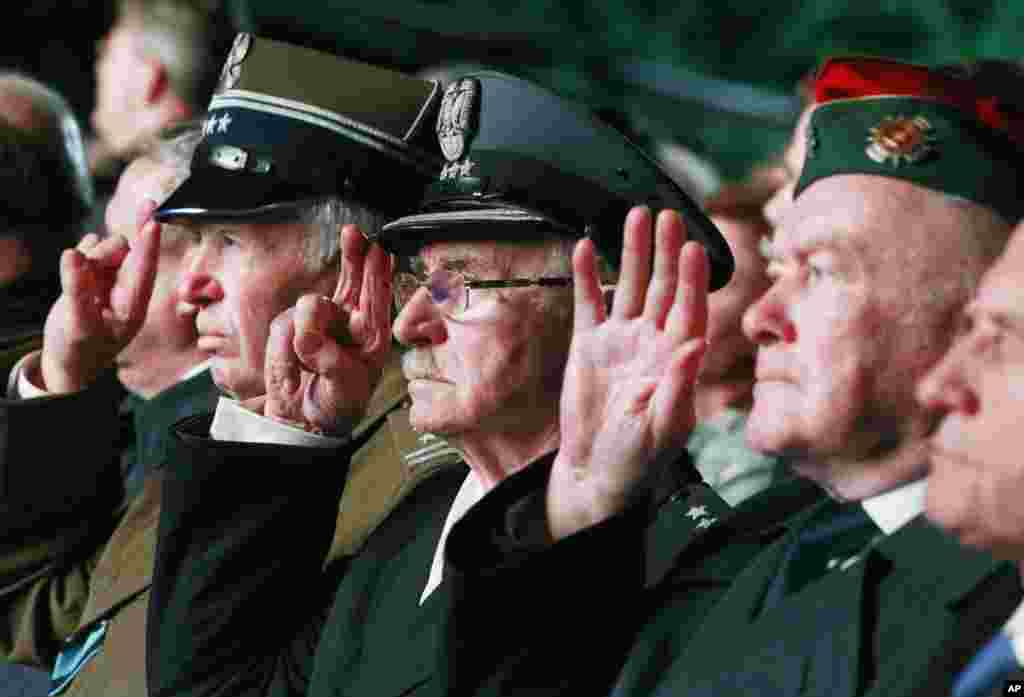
[414,57,1024,697]
[142,70,733,697]
[0,35,447,697]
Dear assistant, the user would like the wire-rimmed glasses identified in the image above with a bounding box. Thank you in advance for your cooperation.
[393,268,573,318]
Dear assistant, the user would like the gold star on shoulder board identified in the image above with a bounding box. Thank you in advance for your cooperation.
[866,115,937,167]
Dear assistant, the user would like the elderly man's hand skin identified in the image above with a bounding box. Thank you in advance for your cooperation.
[263,224,394,436]
[547,207,709,541]
[40,202,161,394]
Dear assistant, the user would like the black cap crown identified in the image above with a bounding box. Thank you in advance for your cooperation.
[155,34,444,223]
[378,72,733,291]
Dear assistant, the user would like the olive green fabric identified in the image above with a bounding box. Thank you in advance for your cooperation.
[797,96,1024,223]
[146,406,469,697]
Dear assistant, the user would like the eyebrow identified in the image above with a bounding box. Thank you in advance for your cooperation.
[965,300,1024,337]
[409,253,491,277]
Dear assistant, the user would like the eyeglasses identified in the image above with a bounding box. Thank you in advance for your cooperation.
[394,268,573,318]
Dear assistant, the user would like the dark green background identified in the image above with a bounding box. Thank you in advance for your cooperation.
[226,0,1024,177]
[8,1,1024,179]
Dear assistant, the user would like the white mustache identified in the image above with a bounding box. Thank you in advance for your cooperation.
[402,349,443,381]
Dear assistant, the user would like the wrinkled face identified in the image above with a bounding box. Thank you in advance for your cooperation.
[392,240,573,439]
[92,17,148,154]
[763,106,813,229]
[702,211,772,379]
[177,220,337,400]
[917,228,1024,559]
[743,176,969,478]
[111,157,197,383]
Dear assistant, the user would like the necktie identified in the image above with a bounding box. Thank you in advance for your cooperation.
[761,501,880,612]
[953,633,1021,697]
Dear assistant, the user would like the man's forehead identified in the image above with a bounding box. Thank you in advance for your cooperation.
[772,175,925,259]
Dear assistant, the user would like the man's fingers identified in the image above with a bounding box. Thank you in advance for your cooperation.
[355,242,393,354]
[110,220,161,328]
[264,308,303,422]
[612,206,653,319]
[76,233,100,253]
[642,210,685,329]
[572,238,605,332]
[651,337,706,451]
[86,234,130,268]
[292,294,355,378]
[333,224,368,307]
[666,242,710,343]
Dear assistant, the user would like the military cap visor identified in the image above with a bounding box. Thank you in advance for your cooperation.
[379,72,733,291]
[155,34,442,223]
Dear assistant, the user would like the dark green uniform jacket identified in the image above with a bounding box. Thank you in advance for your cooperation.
[438,458,1019,697]
[655,506,1021,697]
[436,456,822,697]
[147,411,468,697]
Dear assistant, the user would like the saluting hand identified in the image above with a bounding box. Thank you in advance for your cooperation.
[40,201,162,394]
[263,224,393,436]
[547,207,709,540]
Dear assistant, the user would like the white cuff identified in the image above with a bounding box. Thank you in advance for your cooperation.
[8,351,50,399]
[209,396,347,447]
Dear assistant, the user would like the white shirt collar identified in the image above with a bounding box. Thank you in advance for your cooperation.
[860,478,927,535]
[179,359,212,383]
[420,470,485,604]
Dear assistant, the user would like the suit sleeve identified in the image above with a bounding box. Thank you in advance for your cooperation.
[438,455,650,697]
[0,362,126,669]
[147,413,358,697]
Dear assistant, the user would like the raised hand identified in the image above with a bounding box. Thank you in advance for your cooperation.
[40,202,161,394]
[263,225,393,436]
[547,207,709,540]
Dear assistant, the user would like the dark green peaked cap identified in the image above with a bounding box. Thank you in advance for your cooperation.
[797,96,1024,224]
[377,72,733,292]
[156,34,444,222]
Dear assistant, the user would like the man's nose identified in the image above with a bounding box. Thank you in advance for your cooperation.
[742,281,795,346]
[916,340,979,417]
[393,288,447,347]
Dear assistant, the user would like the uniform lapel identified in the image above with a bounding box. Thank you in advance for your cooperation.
[861,516,1022,696]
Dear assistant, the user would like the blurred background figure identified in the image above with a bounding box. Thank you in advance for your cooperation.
[88,0,234,200]
[686,174,782,505]
[0,74,93,353]
[653,137,784,505]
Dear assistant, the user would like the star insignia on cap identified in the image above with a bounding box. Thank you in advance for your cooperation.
[866,115,937,167]
[217,113,232,133]
[686,505,708,520]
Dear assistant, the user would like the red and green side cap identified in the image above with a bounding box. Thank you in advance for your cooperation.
[155,34,444,222]
[796,56,1024,224]
[375,72,734,292]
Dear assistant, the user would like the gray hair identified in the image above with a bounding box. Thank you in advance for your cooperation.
[0,72,94,210]
[299,196,389,273]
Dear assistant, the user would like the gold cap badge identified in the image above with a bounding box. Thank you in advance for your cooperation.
[866,115,936,166]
